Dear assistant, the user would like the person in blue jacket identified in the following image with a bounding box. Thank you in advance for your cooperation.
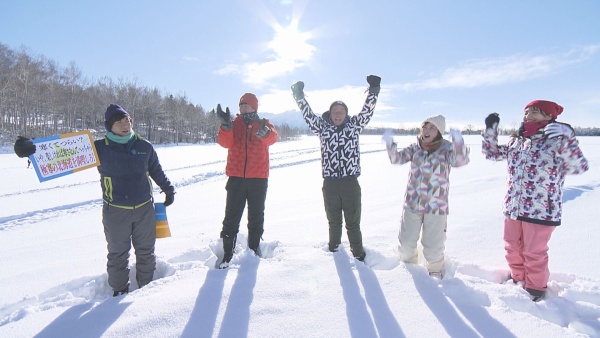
[14,104,175,297]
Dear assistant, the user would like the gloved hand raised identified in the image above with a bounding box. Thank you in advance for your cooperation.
[256,118,271,138]
[449,129,463,143]
[216,104,232,130]
[383,131,398,163]
[163,191,175,207]
[367,75,381,94]
[449,129,466,156]
[291,81,305,100]
[544,122,574,139]
[382,129,395,149]
[485,113,500,130]
[14,136,36,158]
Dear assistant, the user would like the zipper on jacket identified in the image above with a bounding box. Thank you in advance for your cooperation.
[243,123,250,177]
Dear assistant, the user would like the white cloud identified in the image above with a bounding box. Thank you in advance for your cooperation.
[180,55,201,63]
[260,86,394,116]
[401,45,600,91]
[215,63,240,75]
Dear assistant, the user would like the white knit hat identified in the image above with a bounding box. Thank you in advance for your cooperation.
[422,115,446,134]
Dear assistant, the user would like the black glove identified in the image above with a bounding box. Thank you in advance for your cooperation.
[291,81,305,100]
[485,113,500,130]
[163,191,175,207]
[216,104,232,130]
[367,75,381,94]
[14,136,36,158]
[256,118,271,138]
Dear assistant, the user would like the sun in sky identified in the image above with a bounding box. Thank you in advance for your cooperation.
[233,0,319,87]
[241,20,316,86]
[269,21,315,64]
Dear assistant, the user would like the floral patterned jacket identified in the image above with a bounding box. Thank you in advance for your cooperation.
[387,136,470,215]
[482,128,589,225]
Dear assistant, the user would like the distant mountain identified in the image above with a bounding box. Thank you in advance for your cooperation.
[260,110,308,129]
[260,110,399,132]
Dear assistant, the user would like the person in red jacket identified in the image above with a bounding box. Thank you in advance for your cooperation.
[215,93,278,268]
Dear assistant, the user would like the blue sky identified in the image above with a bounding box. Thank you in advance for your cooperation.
[1,0,599,129]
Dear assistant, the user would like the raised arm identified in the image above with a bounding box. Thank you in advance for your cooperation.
[481,113,508,161]
[291,81,325,134]
[352,75,381,130]
[449,129,470,167]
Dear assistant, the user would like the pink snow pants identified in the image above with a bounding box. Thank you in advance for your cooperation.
[504,218,555,291]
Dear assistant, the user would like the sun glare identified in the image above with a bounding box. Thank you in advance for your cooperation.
[239,5,318,85]
[269,23,315,62]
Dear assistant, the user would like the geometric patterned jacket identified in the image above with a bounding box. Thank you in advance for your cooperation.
[388,135,470,215]
[482,127,589,226]
[294,92,378,178]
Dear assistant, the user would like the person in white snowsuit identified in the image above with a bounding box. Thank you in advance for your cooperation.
[383,115,469,278]
[482,100,588,301]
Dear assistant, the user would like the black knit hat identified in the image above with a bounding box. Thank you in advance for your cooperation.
[104,104,129,131]
[329,101,348,114]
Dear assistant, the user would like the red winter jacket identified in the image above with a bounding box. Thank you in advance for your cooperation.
[218,115,278,178]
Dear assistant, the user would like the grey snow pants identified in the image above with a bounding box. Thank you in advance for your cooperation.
[322,177,364,258]
[103,201,156,291]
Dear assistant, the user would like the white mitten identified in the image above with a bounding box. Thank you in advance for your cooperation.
[449,128,466,156]
[449,128,463,143]
[382,129,395,149]
[544,122,574,139]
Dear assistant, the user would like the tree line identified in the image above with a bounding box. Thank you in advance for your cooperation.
[1,43,596,147]
[0,43,304,146]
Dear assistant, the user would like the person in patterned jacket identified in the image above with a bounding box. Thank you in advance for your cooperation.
[482,100,589,301]
[291,75,381,261]
[215,93,279,269]
[383,115,470,279]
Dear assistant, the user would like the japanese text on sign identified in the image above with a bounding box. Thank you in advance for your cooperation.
[30,130,100,182]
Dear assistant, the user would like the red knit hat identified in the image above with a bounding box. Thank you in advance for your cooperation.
[524,100,563,119]
[239,93,258,111]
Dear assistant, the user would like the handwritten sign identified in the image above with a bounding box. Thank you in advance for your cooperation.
[30,130,100,182]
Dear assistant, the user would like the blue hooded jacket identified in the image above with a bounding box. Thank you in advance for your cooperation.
[95,133,173,208]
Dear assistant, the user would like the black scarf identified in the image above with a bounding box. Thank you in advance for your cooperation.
[241,112,259,124]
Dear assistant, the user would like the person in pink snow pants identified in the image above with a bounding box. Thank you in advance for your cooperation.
[482,100,589,301]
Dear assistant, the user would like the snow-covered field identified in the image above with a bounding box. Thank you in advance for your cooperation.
[1,134,599,337]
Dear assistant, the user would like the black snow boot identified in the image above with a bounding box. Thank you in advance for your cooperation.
[248,232,262,258]
[526,288,546,302]
[328,242,340,252]
[113,283,130,297]
[351,245,366,262]
[355,252,366,262]
[219,234,236,269]
[219,251,233,269]
[250,245,262,257]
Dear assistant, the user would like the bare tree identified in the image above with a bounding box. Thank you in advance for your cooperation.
[0,44,285,145]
